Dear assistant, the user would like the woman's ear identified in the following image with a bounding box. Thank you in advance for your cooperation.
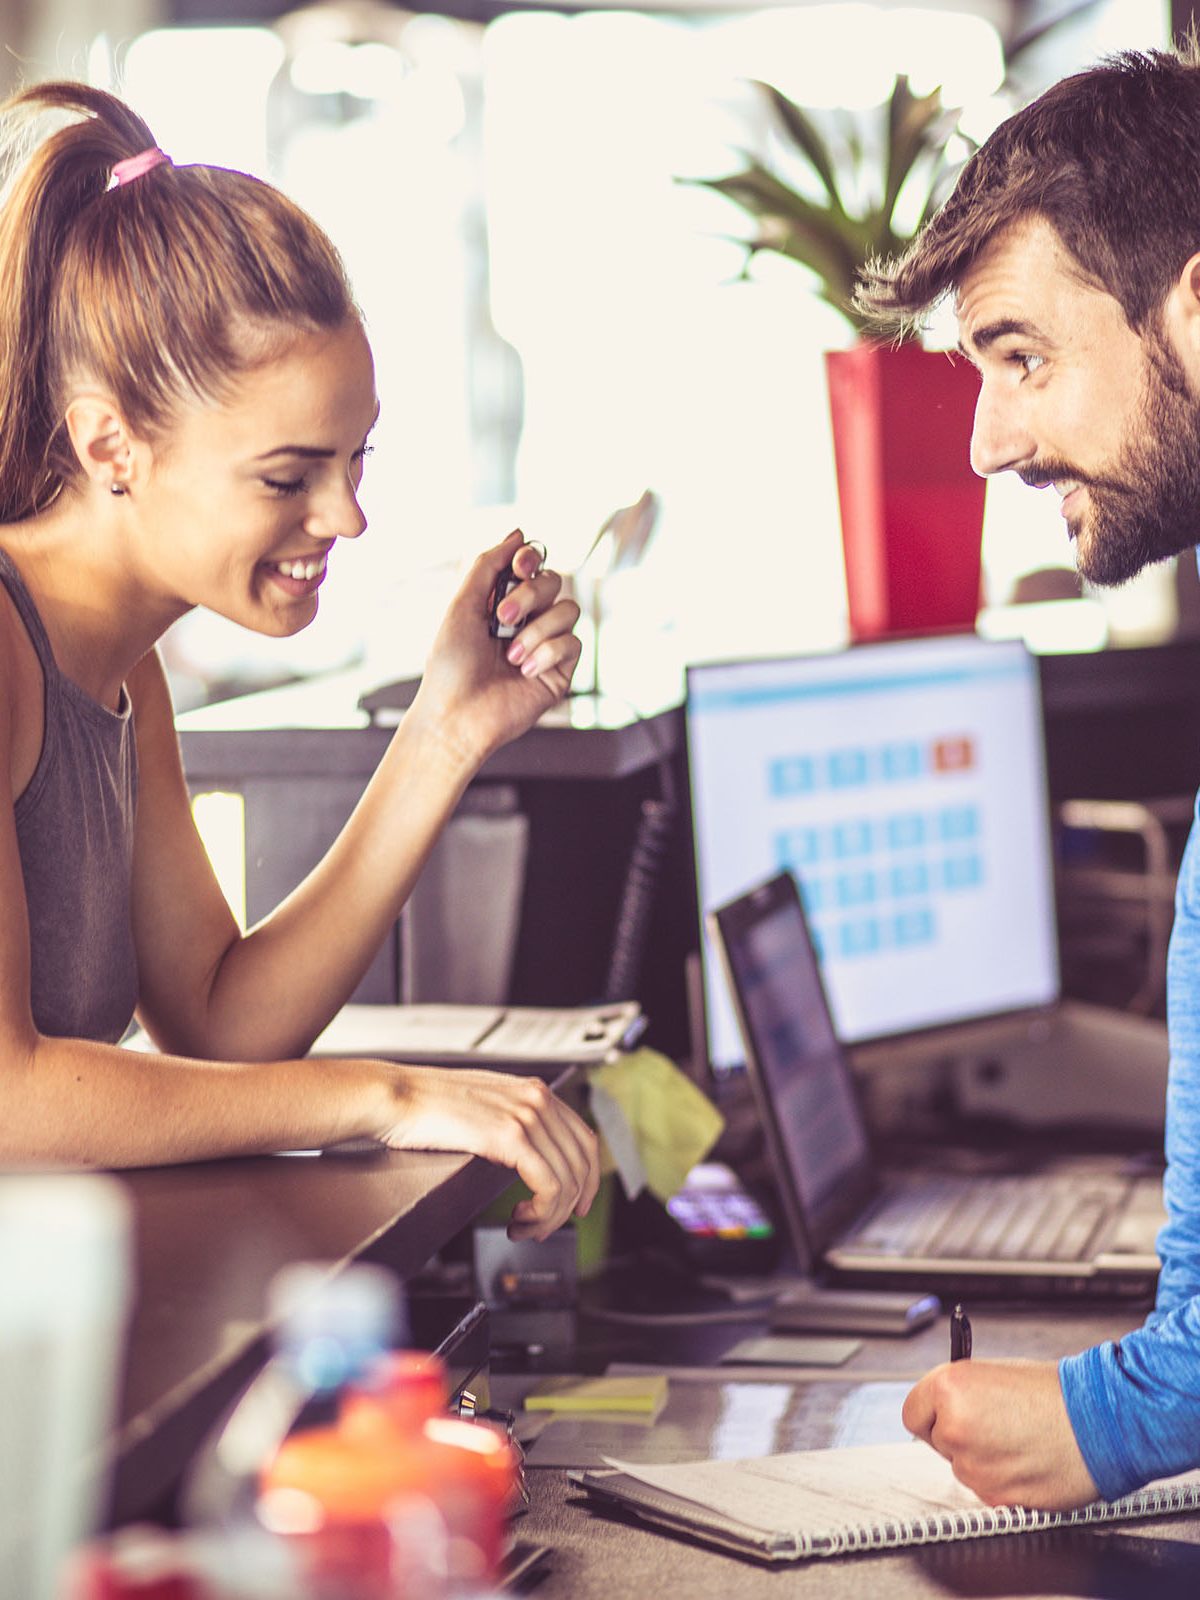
[63,392,144,496]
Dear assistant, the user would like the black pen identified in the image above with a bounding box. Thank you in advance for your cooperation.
[950,1302,972,1361]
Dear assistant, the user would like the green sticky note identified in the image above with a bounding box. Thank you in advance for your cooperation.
[524,1374,669,1417]
[588,1048,725,1203]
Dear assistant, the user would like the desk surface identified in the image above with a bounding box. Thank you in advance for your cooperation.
[517,1306,1200,1597]
[108,1141,515,1525]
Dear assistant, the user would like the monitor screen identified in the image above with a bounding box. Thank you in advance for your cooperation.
[686,634,1059,1071]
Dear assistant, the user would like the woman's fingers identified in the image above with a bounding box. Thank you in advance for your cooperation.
[490,1077,590,1238]
[494,566,567,632]
[379,1065,599,1241]
[506,635,582,696]
[504,598,582,676]
[509,1089,601,1232]
[455,535,580,679]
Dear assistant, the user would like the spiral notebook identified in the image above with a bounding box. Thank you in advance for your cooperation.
[569,1440,1200,1564]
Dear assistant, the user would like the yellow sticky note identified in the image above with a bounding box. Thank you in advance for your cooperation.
[524,1374,669,1418]
[588,1048,725,1203]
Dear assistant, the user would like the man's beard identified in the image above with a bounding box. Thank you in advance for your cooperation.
[1023,339,1200,587]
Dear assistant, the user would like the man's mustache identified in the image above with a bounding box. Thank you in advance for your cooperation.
[1017,461,1089,490]
[1017,463,1129,496]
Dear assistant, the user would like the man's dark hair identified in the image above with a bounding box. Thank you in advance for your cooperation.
[857,42,1200,336]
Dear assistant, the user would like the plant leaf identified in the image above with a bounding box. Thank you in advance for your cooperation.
[883,75,949,226]
[839,112,866,213]
[915,135,976,231]
[689,161,873,252]
[752,80,844,213]
[742,239,869,330]
[1005,0,1101,69]
[681,162,813,221]
[743,200,862,306]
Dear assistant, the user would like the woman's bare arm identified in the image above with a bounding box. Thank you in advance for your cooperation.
[1,1027,597,1238]
[132,533,579,1063]
[0,594,597,1230]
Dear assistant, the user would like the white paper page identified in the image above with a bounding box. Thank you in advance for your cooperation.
[309,1002,638,1061]
[482,1004,638,1057]
[310,1004,501,1056]
[605,1439,983,1539]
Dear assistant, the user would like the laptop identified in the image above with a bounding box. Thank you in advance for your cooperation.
[708,870,1164,1299]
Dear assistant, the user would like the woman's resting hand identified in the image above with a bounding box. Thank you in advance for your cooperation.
[375,1061,601,1240]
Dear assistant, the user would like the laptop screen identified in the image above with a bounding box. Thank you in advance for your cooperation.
[686,634,1059,1071]
[709,872,876,1261]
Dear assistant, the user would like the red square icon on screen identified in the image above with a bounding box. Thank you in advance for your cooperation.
[932,736,975,773]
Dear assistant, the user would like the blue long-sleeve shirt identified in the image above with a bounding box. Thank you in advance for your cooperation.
[1059,797,1200,1498]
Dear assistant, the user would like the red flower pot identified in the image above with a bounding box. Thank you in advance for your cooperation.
[826,342,986,640]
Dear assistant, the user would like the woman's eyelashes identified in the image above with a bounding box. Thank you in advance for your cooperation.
[261,445,374,499]
[262,475,307,497]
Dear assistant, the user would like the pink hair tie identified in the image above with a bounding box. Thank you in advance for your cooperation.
[110,147,171,187]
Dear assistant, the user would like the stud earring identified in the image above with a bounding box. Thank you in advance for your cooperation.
[110,482,126,497]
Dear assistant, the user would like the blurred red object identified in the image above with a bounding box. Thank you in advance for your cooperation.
[260,1351,517,1599]
[61,1533,211,1600]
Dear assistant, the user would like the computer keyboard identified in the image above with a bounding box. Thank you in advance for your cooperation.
[842,1175,1127,1263]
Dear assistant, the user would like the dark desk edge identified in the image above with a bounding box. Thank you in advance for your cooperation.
[108,1146,519,1525]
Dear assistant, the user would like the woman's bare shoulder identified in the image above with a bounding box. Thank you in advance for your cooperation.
[127,646,187,775]
[0,571,44,795]
[128,644,172,706]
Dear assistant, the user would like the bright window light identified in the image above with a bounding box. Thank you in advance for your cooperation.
[86,32,112,89]
[482,6,1007,658]
[702,5,1003,113]
[290,40,408,102]
[191,792,247,931]
[122,28,285,176]
[899,8,1005,105]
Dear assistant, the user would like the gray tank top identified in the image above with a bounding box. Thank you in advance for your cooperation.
[1,550,139,1043]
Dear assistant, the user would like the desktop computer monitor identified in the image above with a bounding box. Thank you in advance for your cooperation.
[685,633,1060,1073]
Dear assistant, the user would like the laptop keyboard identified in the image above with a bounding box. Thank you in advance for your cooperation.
[841,1175,1127,1263]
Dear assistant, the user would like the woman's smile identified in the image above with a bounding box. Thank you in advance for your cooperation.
[261,552,330,598]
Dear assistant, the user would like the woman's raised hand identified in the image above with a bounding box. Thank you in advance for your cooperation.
[411,530,582,765]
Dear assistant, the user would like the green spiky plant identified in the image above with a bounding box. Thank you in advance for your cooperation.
[684,75,968,336]
[684,3,1102,336]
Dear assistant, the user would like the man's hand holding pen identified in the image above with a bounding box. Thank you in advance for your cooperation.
[903,1310,1098,1511]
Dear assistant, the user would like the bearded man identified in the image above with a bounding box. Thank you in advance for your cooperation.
[858,43,1200,1511]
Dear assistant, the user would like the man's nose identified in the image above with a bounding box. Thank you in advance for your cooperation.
[970,383,1036,478]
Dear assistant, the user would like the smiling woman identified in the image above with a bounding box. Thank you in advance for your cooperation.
[123,321,378,642]
[0,79,598,1241]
